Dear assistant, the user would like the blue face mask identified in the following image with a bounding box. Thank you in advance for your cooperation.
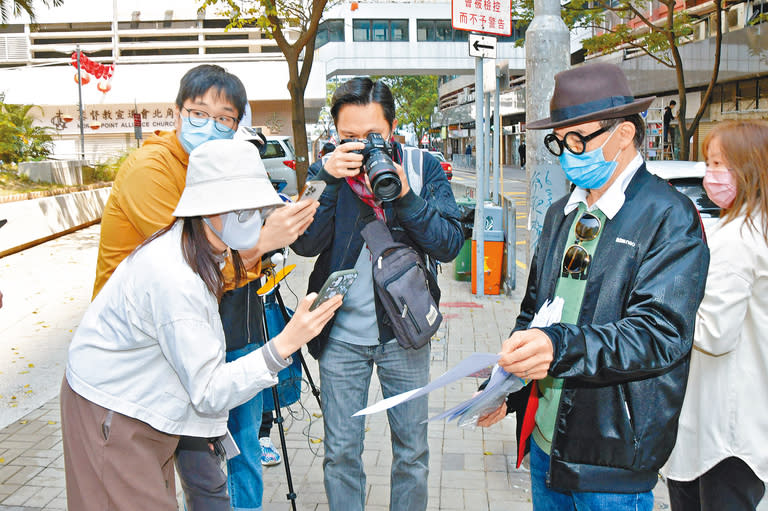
[559,127,621,189]
[179,116,235,154]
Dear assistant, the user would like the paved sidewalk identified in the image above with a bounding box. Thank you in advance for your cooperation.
[0,228,679,510]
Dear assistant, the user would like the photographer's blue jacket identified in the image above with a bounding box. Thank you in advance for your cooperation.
[292,142,463,358]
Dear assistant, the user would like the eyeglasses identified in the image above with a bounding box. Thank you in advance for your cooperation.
[234,209,257,222]
[544,126,610,156]
[562,212,602,276]
[183,107,238,132]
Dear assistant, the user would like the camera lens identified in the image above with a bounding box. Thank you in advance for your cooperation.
[360,133,401,202]
[366,152,400,201]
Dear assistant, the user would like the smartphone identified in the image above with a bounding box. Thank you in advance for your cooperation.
[310,269,358,311]
[298,180,327,202]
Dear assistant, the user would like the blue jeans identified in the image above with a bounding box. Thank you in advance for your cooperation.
[530,440,654,511]
[226,343,264,511]
[319,339,430,511]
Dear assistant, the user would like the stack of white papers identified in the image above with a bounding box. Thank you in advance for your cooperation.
[353,297,564,426]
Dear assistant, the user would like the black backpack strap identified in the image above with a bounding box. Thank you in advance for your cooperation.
[361,219,398,261]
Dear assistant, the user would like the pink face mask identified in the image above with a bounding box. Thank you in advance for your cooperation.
[703,168,737,209]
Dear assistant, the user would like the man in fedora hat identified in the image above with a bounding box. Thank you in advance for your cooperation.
[479,63,710,509]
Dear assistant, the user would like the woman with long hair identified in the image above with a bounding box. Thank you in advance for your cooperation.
[664,120,768,510]
[60,139,342,510]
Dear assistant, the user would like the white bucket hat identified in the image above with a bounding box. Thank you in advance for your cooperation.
[173,139,285,218]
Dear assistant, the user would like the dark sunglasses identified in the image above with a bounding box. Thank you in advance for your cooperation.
[544,126,610,156]
[562,212,602,275]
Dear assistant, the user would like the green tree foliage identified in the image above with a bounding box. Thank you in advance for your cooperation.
[1,0,63,23]
[510,0,724,160]
[373,75,438,144]
[200,0,332,191]
[0,104,54,163]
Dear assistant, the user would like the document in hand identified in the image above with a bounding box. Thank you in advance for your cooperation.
[352,353,500,417]
[352,298,564,423]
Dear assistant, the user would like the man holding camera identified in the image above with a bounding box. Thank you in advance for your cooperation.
[292,77,463,511]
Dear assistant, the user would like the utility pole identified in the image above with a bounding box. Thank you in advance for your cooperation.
[525,0,569,256]
[75,44,86,161]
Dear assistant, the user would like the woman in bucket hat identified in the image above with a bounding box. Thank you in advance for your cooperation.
[59,139,343,511]
[479,63,709,510]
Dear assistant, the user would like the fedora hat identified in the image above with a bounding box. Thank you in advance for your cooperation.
[527,63,655,130]
[173,139,285,218]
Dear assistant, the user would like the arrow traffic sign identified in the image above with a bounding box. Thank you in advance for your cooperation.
[468,34,497,59]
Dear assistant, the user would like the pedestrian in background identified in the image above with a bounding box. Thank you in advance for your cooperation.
[518,141,526,167]
[478,63,709,511]
[292,77,463,511]
[663,99,676,145]
[663,120,768,511]
[61,139,342,511]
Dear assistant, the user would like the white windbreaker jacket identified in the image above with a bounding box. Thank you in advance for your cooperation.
[664,212,768,481]
[66,221,283,438]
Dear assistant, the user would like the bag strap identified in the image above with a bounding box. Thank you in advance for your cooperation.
[360,219,399,262]
[351,193,396,261]
[401,146,423,196]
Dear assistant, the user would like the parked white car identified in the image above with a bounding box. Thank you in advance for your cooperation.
[261,136,298,196]
[235,127,298,196]
[646,160,720,232]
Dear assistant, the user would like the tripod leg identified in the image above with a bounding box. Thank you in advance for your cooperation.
[296,350,322,409]
[274,285,322,409]
[262,293,297,510]
[270,385,297,511]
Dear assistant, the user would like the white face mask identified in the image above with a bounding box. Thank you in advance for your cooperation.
[204,209,262,251]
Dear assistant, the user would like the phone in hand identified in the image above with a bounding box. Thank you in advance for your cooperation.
[298,180,327,202]
[310,269,358,311]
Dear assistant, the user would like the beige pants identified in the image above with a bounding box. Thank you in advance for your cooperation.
[60,378,179,510]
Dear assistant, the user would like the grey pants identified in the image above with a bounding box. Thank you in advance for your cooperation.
[175,439,231,511]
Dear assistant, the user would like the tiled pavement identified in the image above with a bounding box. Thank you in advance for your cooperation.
[0,224,681,510]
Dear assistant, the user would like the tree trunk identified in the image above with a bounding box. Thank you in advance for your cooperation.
[289,80,310,191]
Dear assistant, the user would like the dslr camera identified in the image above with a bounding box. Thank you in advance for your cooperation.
[341,133,401,202]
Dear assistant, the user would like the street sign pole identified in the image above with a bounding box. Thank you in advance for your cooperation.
[453,0,509,296]
[474,55,485,297]
[494,73,501,205]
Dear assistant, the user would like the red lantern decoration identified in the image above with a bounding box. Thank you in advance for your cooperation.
[74,73,91,85]
[62,114,74,123]
[97,80,112,93]
[89,121,101,130]
[350,1,359,10]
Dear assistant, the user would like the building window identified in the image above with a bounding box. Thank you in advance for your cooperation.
[372,19,388,41]
[353,19,409,41]
[316,19,344,47]
[417,20,435,41]
[417,20,482,42]
[391,19,408,40]
[353,19,370,41]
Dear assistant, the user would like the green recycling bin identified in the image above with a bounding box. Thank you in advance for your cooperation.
[454,239,472,281]
[453,197,476,281]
